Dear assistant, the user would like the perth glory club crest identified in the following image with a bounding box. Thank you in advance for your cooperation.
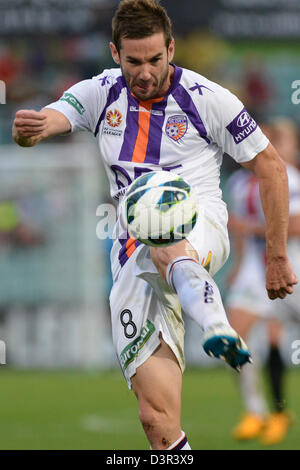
[165,115,188,142]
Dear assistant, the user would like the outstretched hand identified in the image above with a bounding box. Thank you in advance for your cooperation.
[266,256,298,300]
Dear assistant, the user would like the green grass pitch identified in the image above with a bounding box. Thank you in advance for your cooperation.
[0,366,299,450]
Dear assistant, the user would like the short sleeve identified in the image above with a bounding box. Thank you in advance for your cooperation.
[205,88,269,163]
[44,78,103,134]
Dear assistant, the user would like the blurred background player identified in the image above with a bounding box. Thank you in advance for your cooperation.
[226,117,300,445]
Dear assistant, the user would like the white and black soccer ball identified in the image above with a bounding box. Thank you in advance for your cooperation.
[122,171,198,247]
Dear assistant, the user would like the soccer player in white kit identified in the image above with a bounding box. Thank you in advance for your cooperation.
[12,0,297,451]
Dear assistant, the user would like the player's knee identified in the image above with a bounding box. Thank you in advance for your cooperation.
[150,241,189,278]
[150,240,199,280]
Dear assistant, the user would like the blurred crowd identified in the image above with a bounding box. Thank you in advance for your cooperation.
[1,27,299,144]
[0,33,113,143]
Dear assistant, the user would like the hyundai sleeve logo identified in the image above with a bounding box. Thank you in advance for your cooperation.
[237,112,251,127]
[226,107,257,144]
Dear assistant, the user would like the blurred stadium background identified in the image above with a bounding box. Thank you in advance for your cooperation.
[0,0,300,450]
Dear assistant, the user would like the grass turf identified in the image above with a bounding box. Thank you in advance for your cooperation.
[0,366,299,450]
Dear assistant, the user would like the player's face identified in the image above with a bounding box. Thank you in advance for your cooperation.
[110,32,175,101]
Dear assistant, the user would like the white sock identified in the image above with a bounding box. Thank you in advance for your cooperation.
[167,431,191,450]
[166,257,230,331]
[240,361,268,416]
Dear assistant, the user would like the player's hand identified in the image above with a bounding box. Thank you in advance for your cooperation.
[266,256,298,300]
[12,109,48,147]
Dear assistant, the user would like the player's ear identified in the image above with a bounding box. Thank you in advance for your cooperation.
[168,37,175,63]
[110,42,120,65]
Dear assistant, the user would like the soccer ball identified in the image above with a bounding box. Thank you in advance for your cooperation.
[122,171,198,247]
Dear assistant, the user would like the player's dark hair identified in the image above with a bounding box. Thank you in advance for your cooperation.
[112,0,173,53]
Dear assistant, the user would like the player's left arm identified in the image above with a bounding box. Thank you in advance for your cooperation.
[242,142,298,300]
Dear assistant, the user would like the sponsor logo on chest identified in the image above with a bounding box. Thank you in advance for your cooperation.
[103,108,123,136]
[129,105,163,116]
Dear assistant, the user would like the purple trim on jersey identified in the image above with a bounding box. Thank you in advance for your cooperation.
[171,84,210,144]
[168,64,183,94]
[162,164,182,172]
[94,75,127,137]
[118,236,129,267]
[118,93,140,162]
[118,232,142,267]
[144,99,168,164]
[118,65,183,163]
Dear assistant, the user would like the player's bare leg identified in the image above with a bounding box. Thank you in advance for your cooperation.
[150,240,251,370]
[150,239,200,279]
[131,337,188,450]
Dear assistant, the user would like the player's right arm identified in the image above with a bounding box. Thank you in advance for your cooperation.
[12,108,71,147]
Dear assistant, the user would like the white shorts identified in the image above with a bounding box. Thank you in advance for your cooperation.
[109,200,230,388]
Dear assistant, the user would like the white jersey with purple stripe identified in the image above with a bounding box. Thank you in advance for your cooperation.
[45,65,269,278]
